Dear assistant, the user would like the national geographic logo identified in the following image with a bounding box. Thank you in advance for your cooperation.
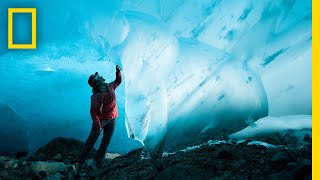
[8,8,36,49]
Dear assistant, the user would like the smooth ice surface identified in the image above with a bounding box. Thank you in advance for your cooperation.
[229,115,312,139]
[116,15,268,151]
[0,0,311,153]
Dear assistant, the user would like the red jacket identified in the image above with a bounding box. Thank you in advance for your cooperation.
[90,71,121,126]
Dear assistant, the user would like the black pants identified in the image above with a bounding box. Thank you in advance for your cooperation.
[78,119,115,165]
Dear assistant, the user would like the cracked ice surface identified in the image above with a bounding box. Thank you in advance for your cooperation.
[115,0,310,151]
[115,14,268,151]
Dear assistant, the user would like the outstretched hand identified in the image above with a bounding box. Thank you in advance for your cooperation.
[116,65,121,72]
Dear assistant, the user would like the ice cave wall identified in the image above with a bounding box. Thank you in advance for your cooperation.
[0,0,311,153]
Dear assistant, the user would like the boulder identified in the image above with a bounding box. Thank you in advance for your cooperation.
[4,159,19,169]
[30,161,67,176]
[35,137,96,162]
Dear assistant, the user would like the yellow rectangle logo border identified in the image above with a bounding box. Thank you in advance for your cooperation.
[8,8,37,49]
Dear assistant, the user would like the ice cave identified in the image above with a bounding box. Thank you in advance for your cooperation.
[0,0,311,155]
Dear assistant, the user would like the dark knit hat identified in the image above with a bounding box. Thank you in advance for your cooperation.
[88,72,98,87]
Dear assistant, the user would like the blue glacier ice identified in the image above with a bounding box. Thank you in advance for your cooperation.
[229,115,312,138]
[0,0,311,154]
[230,115,312,145]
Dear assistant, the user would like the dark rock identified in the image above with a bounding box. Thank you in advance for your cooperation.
[39,170,49,178]
[303,134,312,143]
[43,173,62,180]
[268,158,311,180]
[215,160,225,170]
[0,156,10,162]
[286,162,298,169]
[155,163,211,180]
[122,148,143,160]
[34,153,46,161]
[52,153,62,161]
[67,164,75,172]
[35,137,96,162]
[0,170,9,177]
[271,151,292,169]
[154,159,169,171]
[203,158,215,168]
[63,173,74,180]
[14,151,29,159]
[29,170,42,180]
[137,164,159,179]
[100,161,159,180]
[4,159,19,169]
[30,161,68,176]
[259,157,268,166]
[0,136,311,180]
[215,149,233,159]
[232,159,246,168]
[219,171,233,179]
[0,157,8,169]
[250,174,265,180]
[20,161,28,167]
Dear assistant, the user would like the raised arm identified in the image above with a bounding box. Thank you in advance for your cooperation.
[112,65,122,89]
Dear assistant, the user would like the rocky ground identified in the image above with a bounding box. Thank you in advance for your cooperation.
[0,136,311,180]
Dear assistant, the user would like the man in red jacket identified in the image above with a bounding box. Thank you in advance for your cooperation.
[77,65,122,169]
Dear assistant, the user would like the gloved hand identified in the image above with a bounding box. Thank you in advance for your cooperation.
[93,121,102,133]
[116,65,121,73]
